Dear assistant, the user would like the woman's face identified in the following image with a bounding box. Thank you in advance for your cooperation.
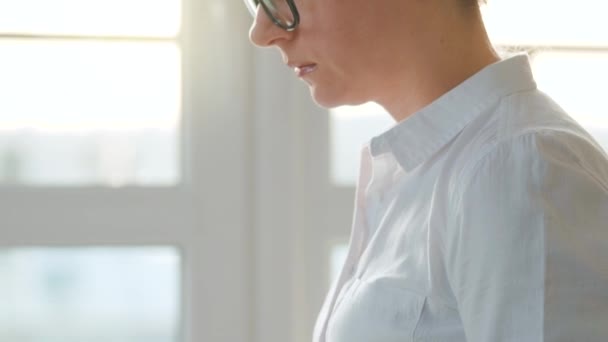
[249,0,430,108]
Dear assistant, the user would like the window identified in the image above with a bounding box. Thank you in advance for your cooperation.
[0,247,180,342]
[329,243,349,286]
[330,102,394,186]
[0,2,254,342]
[0,3,185,340]
[0,0,181,186]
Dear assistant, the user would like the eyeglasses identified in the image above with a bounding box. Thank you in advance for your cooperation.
[244,0,300,32]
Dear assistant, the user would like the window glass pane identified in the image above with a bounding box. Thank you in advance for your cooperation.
[481,0,608,46]
[0,40,180,186]
[330,243,348,287]
[0,247,180,342]
[0,0,180,37]
[330,102,394,186]
[532,51,608,153]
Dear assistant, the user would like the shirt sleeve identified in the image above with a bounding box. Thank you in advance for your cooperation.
[446,131,608,342]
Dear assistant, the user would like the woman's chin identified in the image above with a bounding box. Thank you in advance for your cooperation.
[309,85,368,109]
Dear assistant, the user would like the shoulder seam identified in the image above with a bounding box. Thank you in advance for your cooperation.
[451,129,543,215]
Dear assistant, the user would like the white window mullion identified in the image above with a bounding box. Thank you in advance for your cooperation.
[184,0,255,341]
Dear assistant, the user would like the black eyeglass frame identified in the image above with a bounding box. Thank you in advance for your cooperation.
[248,0,300,32]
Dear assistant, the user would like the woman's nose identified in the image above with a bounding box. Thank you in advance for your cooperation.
[249,8,292,47]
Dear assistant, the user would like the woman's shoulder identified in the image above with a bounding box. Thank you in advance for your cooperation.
[440,88,608,200]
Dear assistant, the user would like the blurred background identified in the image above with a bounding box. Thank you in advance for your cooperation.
[1,0,607,341]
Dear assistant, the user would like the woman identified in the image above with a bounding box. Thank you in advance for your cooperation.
[245,0,608,341]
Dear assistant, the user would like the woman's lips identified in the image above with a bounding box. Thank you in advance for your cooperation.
[294,64,318,77]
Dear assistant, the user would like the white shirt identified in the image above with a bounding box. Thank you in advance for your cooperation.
[313,55,608,342]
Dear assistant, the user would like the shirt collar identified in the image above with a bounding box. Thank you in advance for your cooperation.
[369,54,537,172]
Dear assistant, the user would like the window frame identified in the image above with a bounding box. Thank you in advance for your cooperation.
[0,1,256,341]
